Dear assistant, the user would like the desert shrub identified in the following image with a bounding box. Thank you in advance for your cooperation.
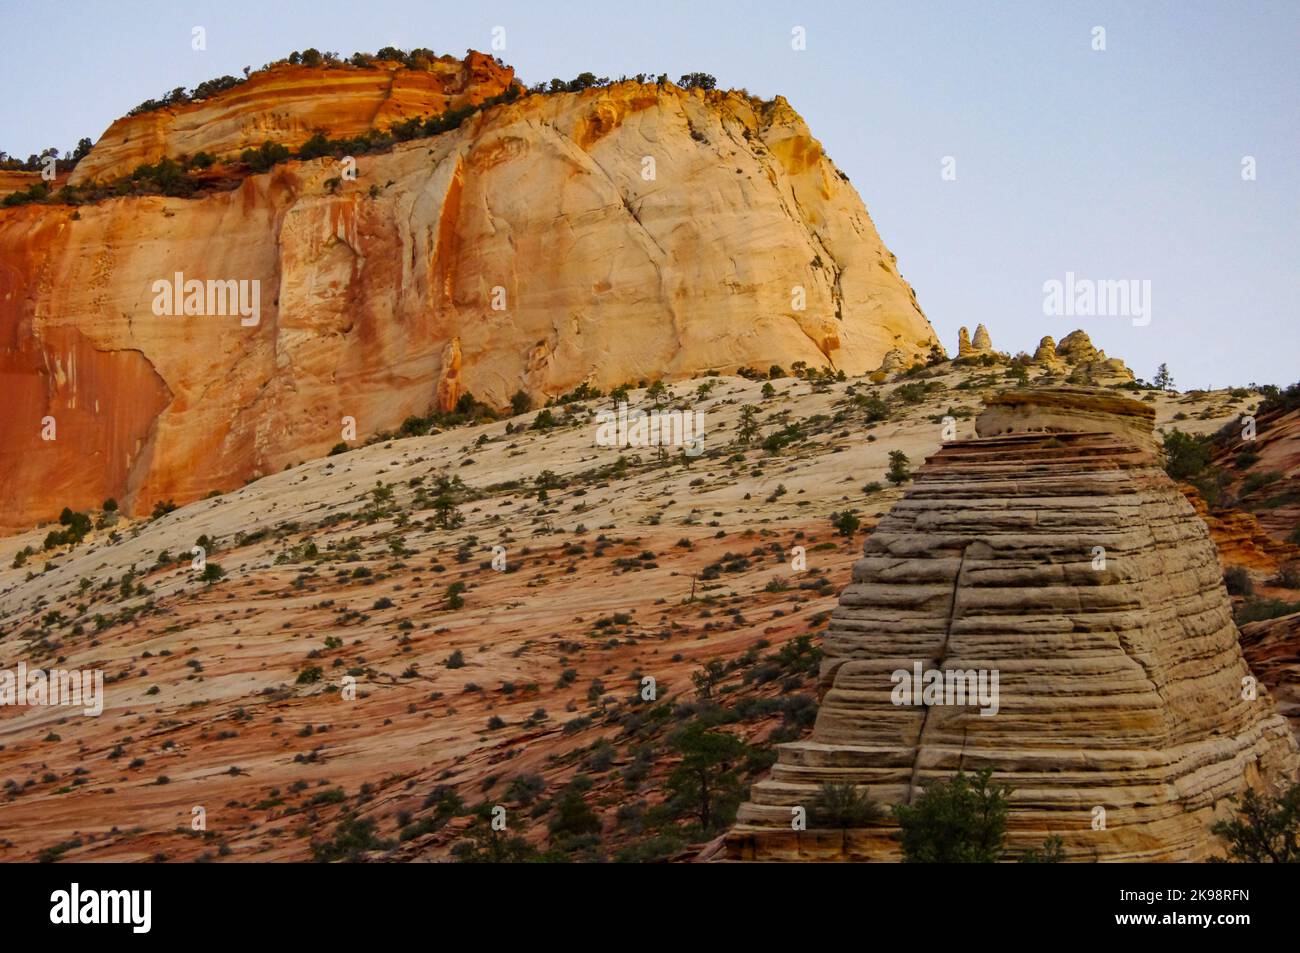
[1223,565,1254,597]
[858,394,889,421]
[810,781,882,829]
[1211,782,1300,862]
[1270,563,1300,590]
[549,785,602,840]
[886,450,911,485]
[829,510,860,537]
[240,140,291,173]
[1235,598,1300,626]
[312,816,391,862]
[893,768,1010,863]
[1162,429,1211,481]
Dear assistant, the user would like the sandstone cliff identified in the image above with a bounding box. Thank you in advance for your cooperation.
[0,58,937,529]
[68,53,516,185]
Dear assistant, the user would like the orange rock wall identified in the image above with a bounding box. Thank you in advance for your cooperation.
[0,78,938,530]
[69,53,515,184]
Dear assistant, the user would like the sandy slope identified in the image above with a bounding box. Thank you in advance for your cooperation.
[0,366,1269,861]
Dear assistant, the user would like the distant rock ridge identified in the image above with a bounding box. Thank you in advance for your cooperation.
[726,386,1298,861]
[68,52,518,185]
[885,326,1134,383]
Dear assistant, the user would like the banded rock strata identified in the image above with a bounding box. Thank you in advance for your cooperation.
[727,389,1297,861]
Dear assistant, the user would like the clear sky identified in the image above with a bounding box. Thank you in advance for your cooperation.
[2,0,1296,389]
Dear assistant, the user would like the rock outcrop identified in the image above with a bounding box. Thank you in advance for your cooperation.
[956,323,997,361]
[0,60,938,529]
[977,387,1158,455]
[1058,330,1133,382]
[1183,489,1300,572]
[1241,611,1300,742]
[727,387,1297,861]
[1032,335,1066,372]
[68,53,517,185]
[0,170,43,199]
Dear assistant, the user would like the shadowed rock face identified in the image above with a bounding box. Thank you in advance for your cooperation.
[1241,612,1300,742]
[727,389,1298,861]
[0,70,937,530]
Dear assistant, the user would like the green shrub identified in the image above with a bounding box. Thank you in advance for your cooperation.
[886,450,911,486]
[829,510,860,537]
[1162,429,1211,481]
[1223,565,1253,597]
[240,140,291,173]
[1212,783,1300,862]
[811,781,882,829]
[311,816,391,862]
[1236,598,1300,626]
[893,768,1010,863]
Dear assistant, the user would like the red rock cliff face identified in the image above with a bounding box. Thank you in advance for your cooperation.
[68,53,516,185]
[0,64,938,531]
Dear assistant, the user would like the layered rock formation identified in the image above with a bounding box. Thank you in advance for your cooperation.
[1241,611,1300,742]
[68,53,517,185]
[977,386,1158,454]
[0,170,43,199]
[1183,489,1300,572]
[727,388,1297,861]
[0,59,938,529]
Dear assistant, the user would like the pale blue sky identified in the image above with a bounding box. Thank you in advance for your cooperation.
[2,0,1296,388]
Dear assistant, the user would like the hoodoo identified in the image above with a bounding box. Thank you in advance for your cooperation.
[727,387,1298,861]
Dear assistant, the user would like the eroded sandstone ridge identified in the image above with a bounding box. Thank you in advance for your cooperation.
[727,388,1298,861]
[67,53,516,185]
[0,57,937,529]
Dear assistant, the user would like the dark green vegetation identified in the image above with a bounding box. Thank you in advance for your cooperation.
[1211,782,1300,863]
[893,768,1063,863]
